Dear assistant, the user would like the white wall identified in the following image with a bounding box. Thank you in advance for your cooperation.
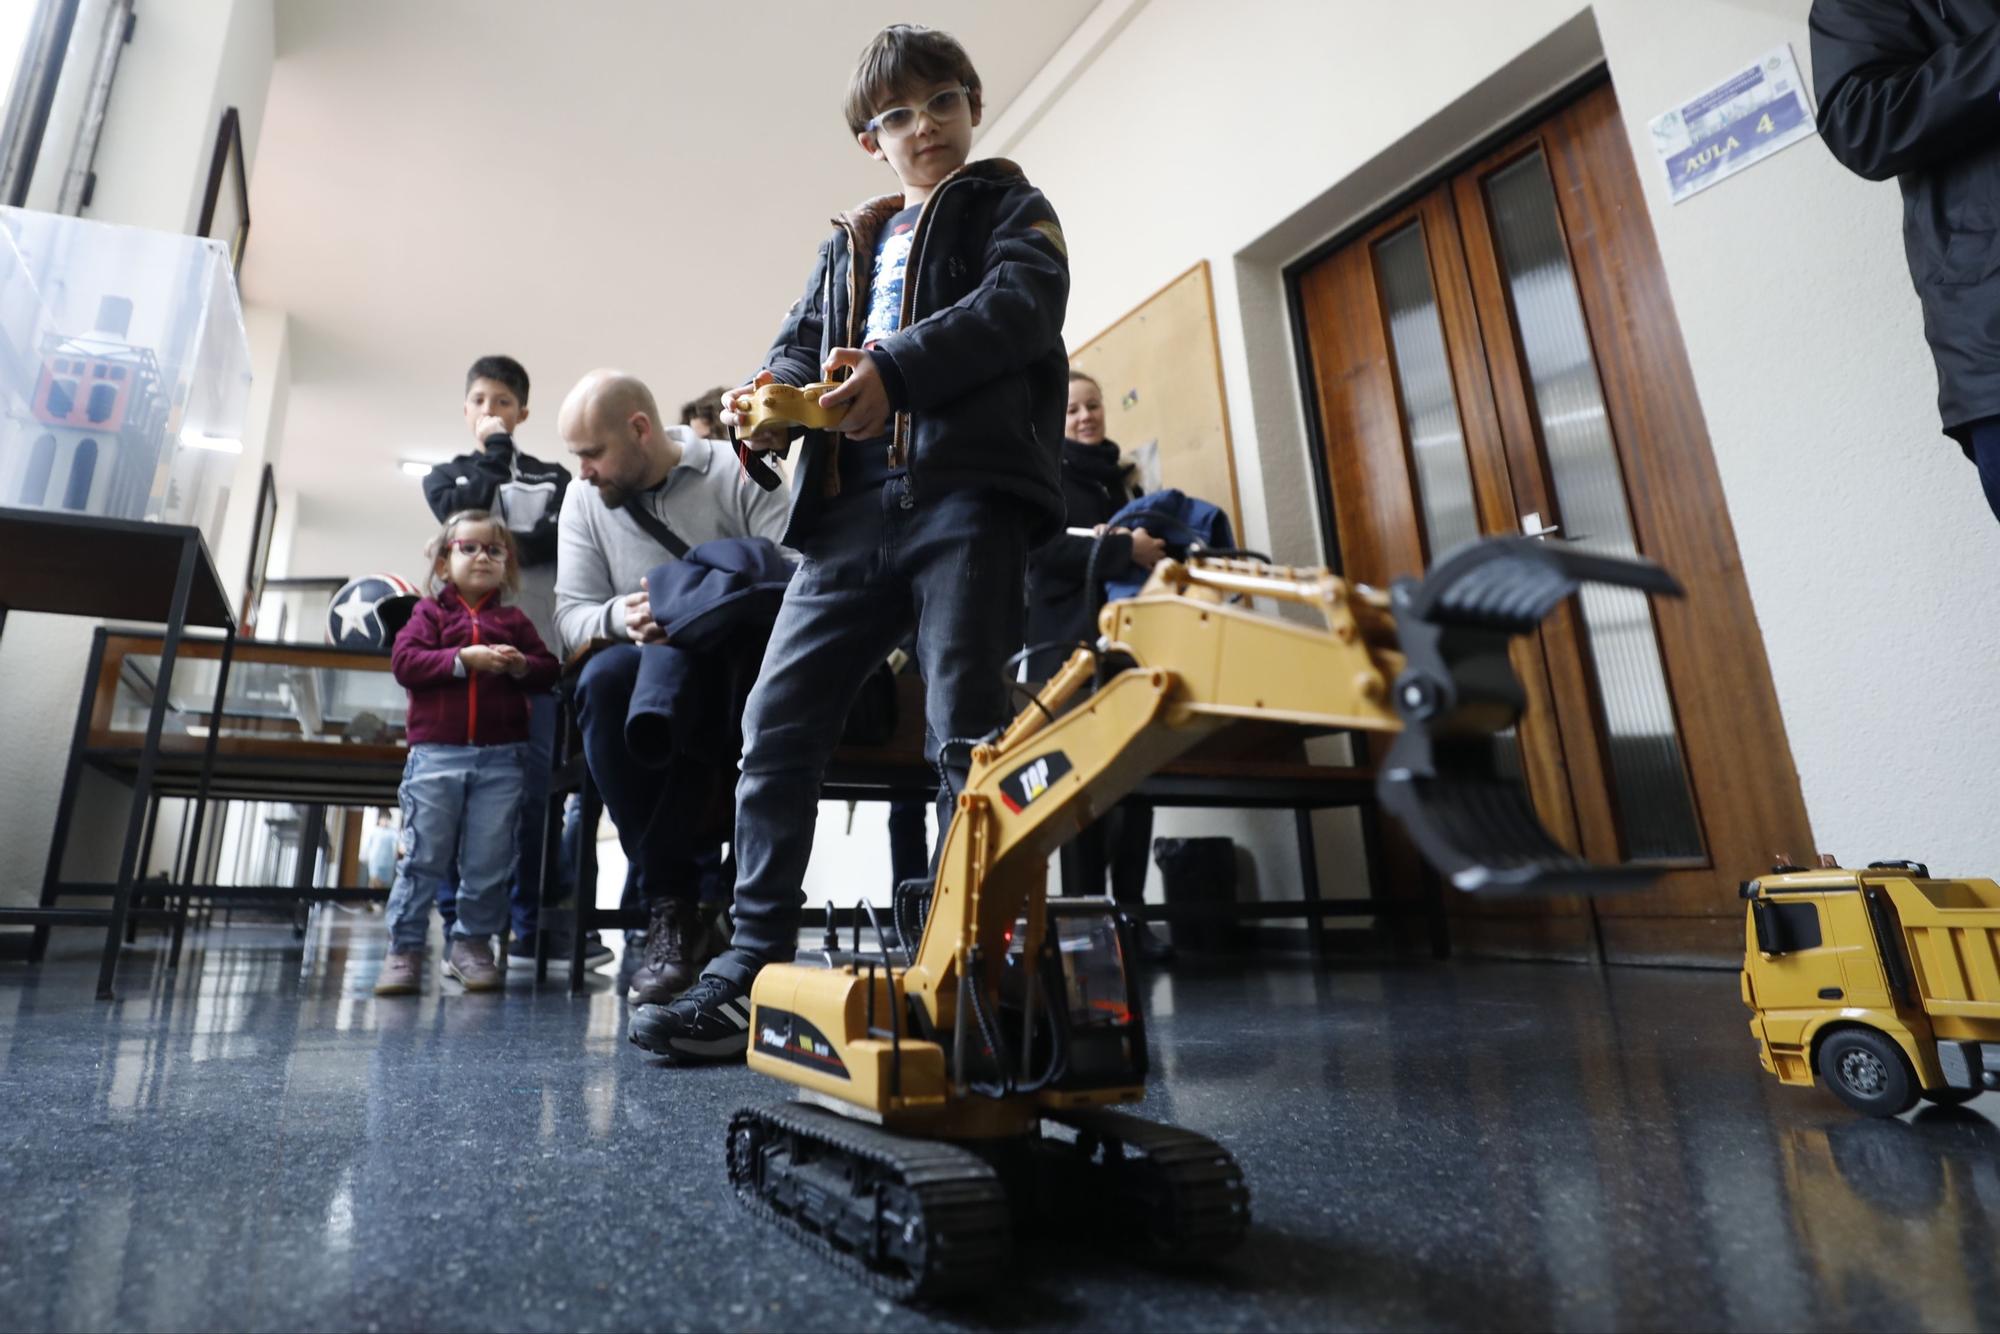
[0,0,277,908]
[83,0,275,233]
[212,304,290,595]
[990,0,2000,899]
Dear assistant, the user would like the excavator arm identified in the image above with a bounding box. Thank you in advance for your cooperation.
[900,537,1681,1054]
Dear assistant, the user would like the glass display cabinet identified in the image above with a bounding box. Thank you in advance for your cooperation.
[0,207,252,552]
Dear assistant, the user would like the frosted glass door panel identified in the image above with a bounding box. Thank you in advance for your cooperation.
[1373,224,1480,563]
[1374,221,1521,780]
[1483,151,1701,861]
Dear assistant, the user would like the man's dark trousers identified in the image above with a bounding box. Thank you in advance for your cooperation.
[705,476,1029,987]
[574,644,728,907]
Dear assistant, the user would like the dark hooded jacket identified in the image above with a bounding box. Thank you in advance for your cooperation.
[1024,438,1143,678]
[1811,0,2000,445]
[421,434,572,564]
[756,158,1070,543]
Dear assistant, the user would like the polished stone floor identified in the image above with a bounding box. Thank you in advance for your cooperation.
[3,915,1999,1333]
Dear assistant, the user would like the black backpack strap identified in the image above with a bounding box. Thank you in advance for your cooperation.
[622,497,690,560]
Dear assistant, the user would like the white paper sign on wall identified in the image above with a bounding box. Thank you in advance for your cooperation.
[1650,46,1818,204]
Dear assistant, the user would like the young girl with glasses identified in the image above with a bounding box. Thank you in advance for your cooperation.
[375,510,560,995]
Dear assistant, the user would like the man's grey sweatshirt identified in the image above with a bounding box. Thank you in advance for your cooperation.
[553,429,792,658]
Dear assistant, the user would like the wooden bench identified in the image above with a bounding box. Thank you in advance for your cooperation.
[545,670,1451,989]
[815,676,1444,960]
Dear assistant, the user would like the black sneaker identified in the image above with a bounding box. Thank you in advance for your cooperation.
[628,973,753,1062]
[506,932,614,971]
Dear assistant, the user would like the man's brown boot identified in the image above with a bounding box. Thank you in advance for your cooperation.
[627,899,723,1006]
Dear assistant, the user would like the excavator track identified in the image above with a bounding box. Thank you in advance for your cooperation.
[727,1102,1013,1301]
[1040,1107,1250,1262]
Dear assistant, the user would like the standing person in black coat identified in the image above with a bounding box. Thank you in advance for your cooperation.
[1027,369,1171,960]
[1811,0,2000,519]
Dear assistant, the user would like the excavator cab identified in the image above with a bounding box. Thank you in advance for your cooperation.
[994,901,1148,1096]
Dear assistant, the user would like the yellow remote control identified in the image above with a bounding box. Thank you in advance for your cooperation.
[734,381,846,436]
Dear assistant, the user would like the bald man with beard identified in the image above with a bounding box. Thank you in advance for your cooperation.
[554,369,792,1004]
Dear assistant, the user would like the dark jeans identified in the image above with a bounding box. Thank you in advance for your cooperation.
[705,477,1029,988]
[1971,418,2000,525]
[888,799,931,890]
[436,693,559,939]
[573,644,729,908]
[1058,799,1154,907]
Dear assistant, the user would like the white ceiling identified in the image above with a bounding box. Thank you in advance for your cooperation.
[251,0,1097,575]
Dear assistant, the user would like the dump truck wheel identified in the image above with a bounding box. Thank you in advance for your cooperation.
[1921,1086,1981,1107]
[1817,1028,1919,1118]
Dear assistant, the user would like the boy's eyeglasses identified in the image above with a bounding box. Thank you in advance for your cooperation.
[449,540,509,562]
[866,86,971,139]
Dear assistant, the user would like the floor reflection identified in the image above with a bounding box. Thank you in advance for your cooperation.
[3,922,2000,1331]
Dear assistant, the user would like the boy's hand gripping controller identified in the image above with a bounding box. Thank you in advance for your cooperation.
[727,381,846,492]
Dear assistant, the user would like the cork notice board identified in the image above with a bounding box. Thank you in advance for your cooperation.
[1069,260,1242,539]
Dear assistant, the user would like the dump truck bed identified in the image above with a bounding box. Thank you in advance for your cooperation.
[1878,877,2000,1021]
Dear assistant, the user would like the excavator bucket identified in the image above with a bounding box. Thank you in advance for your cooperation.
[1375,537,1683,897]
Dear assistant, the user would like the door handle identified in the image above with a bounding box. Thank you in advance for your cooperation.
[1520,512,1561,540]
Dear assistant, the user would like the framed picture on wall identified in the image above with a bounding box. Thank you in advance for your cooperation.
[196,106,249,276]
[240,464,277,634]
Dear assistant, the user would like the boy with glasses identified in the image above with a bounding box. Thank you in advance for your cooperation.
[630,23,1071,1061]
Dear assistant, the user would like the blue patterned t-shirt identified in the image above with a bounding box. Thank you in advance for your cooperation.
[843,204,922,490]
[860,204,922,348]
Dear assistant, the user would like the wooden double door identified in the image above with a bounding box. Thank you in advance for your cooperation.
[1296,82,1812,963]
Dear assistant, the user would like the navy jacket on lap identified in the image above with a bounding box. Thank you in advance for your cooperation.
[623,538,795,767]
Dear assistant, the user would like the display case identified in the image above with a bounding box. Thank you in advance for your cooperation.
[84,633,407,804]
[0,207,252,552]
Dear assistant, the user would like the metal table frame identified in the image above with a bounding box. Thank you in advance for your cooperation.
[0,511,235,998]
[40,627,410,973]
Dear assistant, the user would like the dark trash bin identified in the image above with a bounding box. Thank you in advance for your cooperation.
[1151,836,1243,953]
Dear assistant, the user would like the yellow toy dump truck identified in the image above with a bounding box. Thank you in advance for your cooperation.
[1742,860,2000,1116]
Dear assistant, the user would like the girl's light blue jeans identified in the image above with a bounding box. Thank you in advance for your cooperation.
[385,742,526,951]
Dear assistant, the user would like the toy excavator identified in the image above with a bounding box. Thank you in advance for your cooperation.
[722,415,1681,1300]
